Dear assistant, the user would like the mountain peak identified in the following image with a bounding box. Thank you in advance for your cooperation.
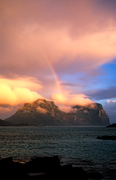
[5,99,110,126]
[73,103,103,110]
[18,98,59,114]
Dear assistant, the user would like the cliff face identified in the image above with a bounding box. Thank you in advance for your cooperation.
[6,99,110,126]
[63,103,109,126]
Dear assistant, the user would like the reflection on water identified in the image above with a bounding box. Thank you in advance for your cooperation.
[0,126,116,166]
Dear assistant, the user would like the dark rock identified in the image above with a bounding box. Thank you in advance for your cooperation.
[24,156,61,173]
[58,165,88,180]
[88,171,102,179]
[0,156,107,179]
[0,157,28,178]
[107,123,116,127]
[97,135,116,140]
[5,98,110,126]
[24,156,89,179]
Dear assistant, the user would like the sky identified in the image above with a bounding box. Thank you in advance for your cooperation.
[0,0,116,123]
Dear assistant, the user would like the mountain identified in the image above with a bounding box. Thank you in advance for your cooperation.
[0,119,14,126]
[5,99,110,126]
[65,103,110,126]
[5,99,65,126]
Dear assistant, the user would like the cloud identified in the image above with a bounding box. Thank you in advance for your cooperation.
[61,82,77,87]
[0,77,43,106]
[107,100,116,103]
[0,107,12,114]
[0,105,19,120]
[1,0,116,78]
[88,86,116,100]
[0,76,42,91]
[51,91,94,112]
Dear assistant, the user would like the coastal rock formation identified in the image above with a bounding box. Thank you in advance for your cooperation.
[107,123,116,128]
[5,99,110,126]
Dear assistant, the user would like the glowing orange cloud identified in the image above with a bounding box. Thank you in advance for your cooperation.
[0,76,42,91]
[51,92,94,112]
[0,77,43,106]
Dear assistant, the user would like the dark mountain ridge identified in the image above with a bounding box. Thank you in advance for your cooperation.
[5,99,110,126]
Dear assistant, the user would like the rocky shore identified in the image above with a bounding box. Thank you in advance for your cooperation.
[0,156,116,179]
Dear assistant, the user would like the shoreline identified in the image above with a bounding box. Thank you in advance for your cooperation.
[0,156,116,179]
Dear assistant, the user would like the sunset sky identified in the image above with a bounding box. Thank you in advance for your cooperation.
[0,0,116,123]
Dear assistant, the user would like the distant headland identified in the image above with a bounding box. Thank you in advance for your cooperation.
[107,123,116,128]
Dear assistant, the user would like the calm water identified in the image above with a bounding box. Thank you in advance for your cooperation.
[0,126,116,166]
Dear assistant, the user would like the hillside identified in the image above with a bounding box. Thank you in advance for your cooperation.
[5,99,110,126]
[0,119,14,126]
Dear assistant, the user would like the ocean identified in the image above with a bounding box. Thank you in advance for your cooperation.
[0,126,116,168]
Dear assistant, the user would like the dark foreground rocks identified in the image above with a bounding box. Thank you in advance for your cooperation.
[0,156,103,180]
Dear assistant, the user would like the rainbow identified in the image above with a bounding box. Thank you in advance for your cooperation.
[40,52,62,94]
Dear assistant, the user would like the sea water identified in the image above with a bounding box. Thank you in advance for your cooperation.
[0,126,116,167]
